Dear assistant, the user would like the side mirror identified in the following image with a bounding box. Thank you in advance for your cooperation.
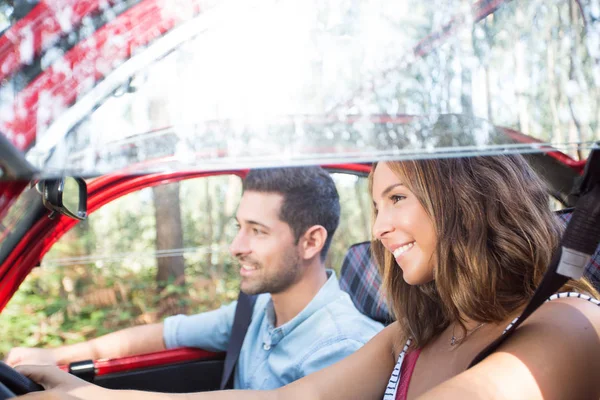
[39,178,88,220]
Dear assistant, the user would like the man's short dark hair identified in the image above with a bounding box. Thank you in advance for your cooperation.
[243,166,340,261]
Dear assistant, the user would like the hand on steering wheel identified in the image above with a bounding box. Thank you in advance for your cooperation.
[4,364,104,400]
[0,361,43,399]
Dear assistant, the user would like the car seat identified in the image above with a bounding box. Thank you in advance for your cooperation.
[339,241,392,324]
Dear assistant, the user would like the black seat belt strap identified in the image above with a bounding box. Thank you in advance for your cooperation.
[220,291,257,390]
[469,144,600,368]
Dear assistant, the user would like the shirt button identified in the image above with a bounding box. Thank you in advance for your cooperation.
[263,343,271,351]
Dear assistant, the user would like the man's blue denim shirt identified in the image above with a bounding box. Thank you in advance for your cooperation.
[163,270,383,389]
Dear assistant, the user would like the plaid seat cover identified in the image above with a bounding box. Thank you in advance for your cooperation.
[339,241,392,324]
[558,212,600,290]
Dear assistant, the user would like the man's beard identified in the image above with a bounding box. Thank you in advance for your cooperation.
[239,249,302,295]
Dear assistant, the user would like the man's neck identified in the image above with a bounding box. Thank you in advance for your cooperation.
[270,265,328,327]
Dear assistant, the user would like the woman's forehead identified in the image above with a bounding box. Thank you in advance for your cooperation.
[374,163,404,183]
[372,163,405,196]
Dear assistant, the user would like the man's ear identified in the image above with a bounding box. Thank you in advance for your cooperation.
[299,225,328,260]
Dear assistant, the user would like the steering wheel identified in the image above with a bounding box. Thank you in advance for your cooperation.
[0,362,44,399]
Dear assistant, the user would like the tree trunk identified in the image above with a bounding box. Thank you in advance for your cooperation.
[460,31,474,116]
[567,0,584,160]
[153,183,185,288]
[514,45,528,133]
[214,175,240,267]
[203,179,214,276]
[482,18,494,124]
[354,179,371,240]
[546,23,561,144]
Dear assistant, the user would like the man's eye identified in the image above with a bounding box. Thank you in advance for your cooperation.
[253,228,264,235]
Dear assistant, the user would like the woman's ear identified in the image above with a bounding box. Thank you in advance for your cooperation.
[299,225,327,260]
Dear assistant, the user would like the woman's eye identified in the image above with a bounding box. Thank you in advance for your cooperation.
[390,195,406,204]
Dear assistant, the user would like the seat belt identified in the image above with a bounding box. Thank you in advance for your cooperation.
[220,291,257,390]
[469,144,600,368]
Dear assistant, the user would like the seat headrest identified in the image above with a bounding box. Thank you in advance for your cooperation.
[339,241,392,324]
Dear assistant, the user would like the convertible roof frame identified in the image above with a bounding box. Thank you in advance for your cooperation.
[0,131,38,180]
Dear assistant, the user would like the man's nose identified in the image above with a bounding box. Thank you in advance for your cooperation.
[229,231,250,257]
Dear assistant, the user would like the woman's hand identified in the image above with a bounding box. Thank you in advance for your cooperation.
[5,348,60,367]
[13,365,108,400]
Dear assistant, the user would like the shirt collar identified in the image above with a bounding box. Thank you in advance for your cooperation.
[264,269,341,340]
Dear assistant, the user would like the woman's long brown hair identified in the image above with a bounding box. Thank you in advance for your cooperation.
[370,155,598,349]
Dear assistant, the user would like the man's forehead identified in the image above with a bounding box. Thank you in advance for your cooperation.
[236,191,284,223]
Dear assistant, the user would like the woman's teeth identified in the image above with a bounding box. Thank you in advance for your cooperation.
[393,242,415,258]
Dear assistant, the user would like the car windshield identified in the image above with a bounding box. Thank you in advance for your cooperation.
[0,0,598,178]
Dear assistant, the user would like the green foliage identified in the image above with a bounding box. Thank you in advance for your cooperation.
[0,263,240,359]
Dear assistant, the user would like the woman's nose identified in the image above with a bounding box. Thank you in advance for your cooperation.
[372,211,394,239]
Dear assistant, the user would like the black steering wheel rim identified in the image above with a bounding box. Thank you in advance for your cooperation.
[0,362,44,399]
[0,381,16,400]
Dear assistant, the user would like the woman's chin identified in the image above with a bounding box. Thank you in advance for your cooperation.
[400,266,434,285]
[402,275,423,285]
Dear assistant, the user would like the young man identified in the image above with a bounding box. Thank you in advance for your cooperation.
[7,166,383,389]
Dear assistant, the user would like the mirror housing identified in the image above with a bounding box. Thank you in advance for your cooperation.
[39,178,88,220]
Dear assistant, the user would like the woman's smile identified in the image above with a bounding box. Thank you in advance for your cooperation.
[392,241,415,259]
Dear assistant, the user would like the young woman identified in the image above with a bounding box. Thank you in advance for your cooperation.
[16,155,600,399]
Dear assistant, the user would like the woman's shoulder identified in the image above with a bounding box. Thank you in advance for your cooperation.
[515,291,600,337]
[539,291,600,317]
[491,291,600,378]
[477,292,600,397]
